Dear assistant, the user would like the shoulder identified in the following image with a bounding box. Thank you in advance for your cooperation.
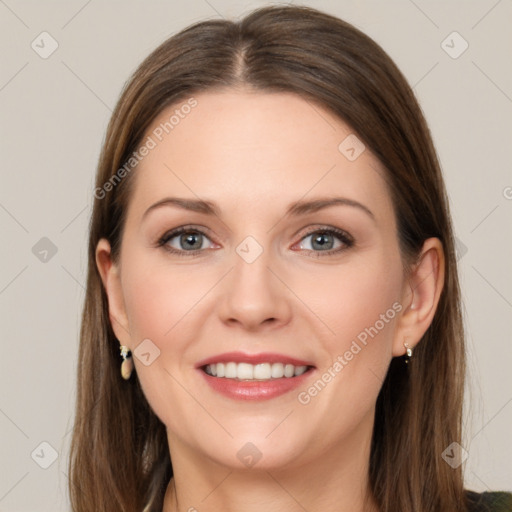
[465,490,512,512]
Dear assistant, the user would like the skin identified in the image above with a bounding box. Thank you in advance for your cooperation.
[96,90,444,512]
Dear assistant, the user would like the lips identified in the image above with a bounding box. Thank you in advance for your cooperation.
[196,351,314,368]
[196,351,315,401]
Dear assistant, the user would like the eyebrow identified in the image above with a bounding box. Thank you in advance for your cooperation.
[142,196,375,222]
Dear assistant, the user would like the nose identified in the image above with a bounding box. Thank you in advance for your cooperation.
[216,245,293,332]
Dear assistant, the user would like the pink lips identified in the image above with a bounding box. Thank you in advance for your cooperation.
[196,351,315,401]
[195,351,313,368]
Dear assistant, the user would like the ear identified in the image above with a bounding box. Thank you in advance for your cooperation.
[392,237,445,357]
[95,238,131,347]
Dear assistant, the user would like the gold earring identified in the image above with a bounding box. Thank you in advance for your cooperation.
[120,345,134,380]
[404,342,413,364]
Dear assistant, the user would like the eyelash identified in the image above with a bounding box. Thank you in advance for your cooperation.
[156,225,355,258]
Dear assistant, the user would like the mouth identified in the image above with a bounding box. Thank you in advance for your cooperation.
[196,352,316,401]
[203,362,311,380]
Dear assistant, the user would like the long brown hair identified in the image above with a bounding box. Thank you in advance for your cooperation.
[68,6,467,511]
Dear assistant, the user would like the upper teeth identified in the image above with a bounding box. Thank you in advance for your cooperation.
[204,362,308,380]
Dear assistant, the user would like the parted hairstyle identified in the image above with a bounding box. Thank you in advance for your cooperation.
[68,5,468,512]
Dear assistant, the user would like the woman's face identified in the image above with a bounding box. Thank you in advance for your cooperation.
[98,90,423,472]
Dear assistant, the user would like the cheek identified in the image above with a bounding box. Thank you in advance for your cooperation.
[296,253,403,411]
[290,262,402,440]
[119,254,212,426]
[303,255,402,345]
[121,255,210,342]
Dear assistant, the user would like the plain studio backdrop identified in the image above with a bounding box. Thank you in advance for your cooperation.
[0,1,511,510]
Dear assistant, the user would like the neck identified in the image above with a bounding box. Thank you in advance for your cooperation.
[162,413,378,512]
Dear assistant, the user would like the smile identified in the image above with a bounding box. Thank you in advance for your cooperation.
[203,362,309,380]
[196,352,316,400]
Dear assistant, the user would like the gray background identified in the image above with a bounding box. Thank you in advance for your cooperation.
[0,0,511,510]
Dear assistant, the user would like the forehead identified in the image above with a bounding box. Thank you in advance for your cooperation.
[126,90,393,223]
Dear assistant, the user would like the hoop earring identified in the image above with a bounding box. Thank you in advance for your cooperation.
[404,342,413,364]
[120,345,134,380]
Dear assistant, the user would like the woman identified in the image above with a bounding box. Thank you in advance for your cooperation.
[68,5,512,512]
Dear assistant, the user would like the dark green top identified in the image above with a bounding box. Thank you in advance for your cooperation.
[466,491,512,511]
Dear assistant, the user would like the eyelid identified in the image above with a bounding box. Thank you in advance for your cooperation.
[291,225,354,254]
[157,224,354,256]
[156,224,219,255]
[294,224,354,244]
